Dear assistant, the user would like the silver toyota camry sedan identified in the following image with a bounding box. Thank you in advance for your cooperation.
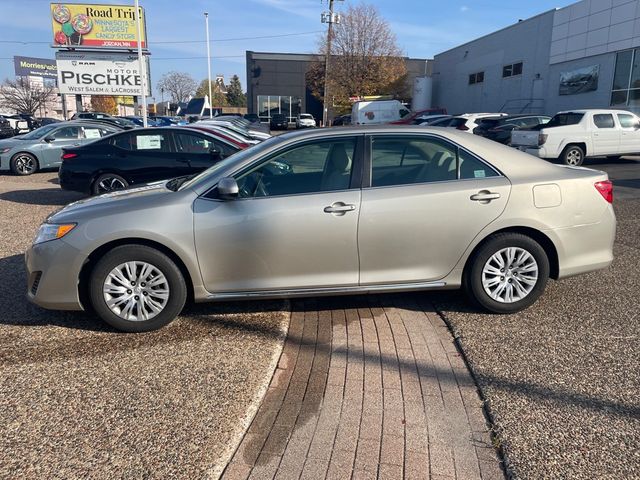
[26,126,616,332]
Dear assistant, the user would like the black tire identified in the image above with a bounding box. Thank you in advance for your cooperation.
[92,173,129,195]
[560,145,585,166]
[89,245,187,332]
[10,152,38,175]
[464,233,550,314]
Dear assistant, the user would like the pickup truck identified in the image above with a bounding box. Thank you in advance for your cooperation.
[510,109,640,166]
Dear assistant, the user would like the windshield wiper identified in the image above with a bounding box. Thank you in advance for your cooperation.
[166,174,196,191]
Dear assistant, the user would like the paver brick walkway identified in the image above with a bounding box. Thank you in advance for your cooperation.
[222,294,504,480]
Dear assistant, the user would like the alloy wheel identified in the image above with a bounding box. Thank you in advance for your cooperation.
[565,149,582,166]
[97,176,127,194]
[102,261,170,321]
[14,155,35,174]
[481,247,539,303]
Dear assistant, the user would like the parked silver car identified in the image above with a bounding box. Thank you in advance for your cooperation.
[26,126,616,332]
[0,122,118,175]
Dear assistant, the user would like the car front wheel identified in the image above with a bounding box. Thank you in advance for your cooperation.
[465,233,550,314]
[10,152,38,175]
[89,245,187,332]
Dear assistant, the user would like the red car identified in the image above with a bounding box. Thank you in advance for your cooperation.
[390,108,448,125]
[180,125,251,149]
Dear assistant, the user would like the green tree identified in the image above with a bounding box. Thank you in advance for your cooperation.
[196,79,227,107]
[226,75,246,107]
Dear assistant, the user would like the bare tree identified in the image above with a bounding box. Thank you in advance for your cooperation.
[0,77,57,115]
[157,71,197,104]
[307,3,408,115]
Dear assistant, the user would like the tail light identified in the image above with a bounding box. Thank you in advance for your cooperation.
[538,133,548,145]
[61,152,77,160]
[456,124,469,131]
[594,180,613,204]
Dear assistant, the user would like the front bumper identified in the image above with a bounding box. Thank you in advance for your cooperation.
[25,238,85,311]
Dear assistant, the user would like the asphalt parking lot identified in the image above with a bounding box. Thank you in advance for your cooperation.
[0,157,638,479]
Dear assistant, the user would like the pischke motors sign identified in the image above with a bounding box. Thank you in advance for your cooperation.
[55,51,151,96]
[50,3,147,49]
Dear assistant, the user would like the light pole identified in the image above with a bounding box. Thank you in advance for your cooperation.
[134,0,147,127]
[205,12,213,119]
[321,0,342,127]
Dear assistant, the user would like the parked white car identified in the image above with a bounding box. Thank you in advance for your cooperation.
[430,113,507,132]
[296,114,316,129]
[510,109,640,166]
[351,100,411,125]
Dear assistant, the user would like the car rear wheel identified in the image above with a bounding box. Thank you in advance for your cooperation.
[465,233,549,314]
[92,173,129,195]
[89,245,187,332]
[10,152,38,175]
[561,145,585,166]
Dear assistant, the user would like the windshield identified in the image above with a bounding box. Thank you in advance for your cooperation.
[20,124,58,140]
[300,114,313,119]
[178,135,285,191]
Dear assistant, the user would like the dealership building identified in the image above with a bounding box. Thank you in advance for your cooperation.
[432,0,640,115]
[245,51,431,123]
[246,0,640,120]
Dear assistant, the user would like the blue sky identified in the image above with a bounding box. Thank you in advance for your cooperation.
[0,0,577,99]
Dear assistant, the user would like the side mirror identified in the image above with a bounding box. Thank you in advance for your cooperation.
[217,177,239,200]
[44,135,55,143]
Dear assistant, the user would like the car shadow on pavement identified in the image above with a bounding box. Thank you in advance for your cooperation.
[0,188,84,206]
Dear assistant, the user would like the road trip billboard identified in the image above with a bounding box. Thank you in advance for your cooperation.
[50,3,147,49]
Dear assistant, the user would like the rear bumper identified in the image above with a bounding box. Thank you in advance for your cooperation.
[58,165,91,194]
[553,205,616,279]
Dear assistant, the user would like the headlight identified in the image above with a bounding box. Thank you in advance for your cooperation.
[0,147,11,154]
[33,223,76,245]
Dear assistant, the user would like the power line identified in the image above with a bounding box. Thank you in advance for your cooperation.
[0,30,322,46]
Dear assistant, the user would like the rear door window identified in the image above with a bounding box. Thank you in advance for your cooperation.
[593,114,615,129]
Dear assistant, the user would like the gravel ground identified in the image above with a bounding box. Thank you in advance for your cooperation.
[435,160,640,479]
[0,172,288,479]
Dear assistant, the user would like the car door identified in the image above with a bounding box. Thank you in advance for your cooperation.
[617,113,640,154]
[193,135,363,293]
[110,130,191,184]
[358,134,511,284]
[38,125,82,167]
[591,113,620,155]
[172,130,237,172]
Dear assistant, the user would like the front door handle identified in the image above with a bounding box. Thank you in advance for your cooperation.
[470,191,501,203]
[324,202,356,215]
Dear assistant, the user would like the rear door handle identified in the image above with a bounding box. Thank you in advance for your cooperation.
[324,202,356,214]
[470,191,501,202]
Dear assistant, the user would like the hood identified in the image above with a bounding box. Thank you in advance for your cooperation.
[48,181,175,223]
[0,137,26,150]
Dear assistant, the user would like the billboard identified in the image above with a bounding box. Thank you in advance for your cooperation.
[14,56,57,78]
[56,51,151,96]
[559,65,599,96]
[50,3,147,49]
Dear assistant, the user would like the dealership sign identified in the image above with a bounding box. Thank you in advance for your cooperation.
[50,3,147,49]
[13,56,58,78]
[55,51,150,96]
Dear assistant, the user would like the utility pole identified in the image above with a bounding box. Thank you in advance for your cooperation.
[321,0,342,127]
[205,12,213,119]
[134,0,147,127]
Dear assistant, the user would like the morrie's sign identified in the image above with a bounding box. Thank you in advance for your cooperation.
[56,51,151,96]
[50,3,147,49]
[14,56,58,78]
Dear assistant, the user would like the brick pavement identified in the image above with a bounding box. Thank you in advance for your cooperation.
[222,294,504,480]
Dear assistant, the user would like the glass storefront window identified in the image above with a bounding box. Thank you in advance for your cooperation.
[628,89,640,107]
[613,50,633,90]
[257,95,302,121]
[611,90,628,107]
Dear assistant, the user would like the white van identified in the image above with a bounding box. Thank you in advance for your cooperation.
[351,100,411,125]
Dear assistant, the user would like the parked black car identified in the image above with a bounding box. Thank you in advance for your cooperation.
[59,127,240,195]
[473,114,551,144]
[332,114,351,126]
[270,113,289,130]
[0,117,14,139]
[37,117,62,126]
[244,113,260,123]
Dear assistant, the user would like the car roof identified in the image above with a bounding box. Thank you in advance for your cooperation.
[556,109,634,115]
